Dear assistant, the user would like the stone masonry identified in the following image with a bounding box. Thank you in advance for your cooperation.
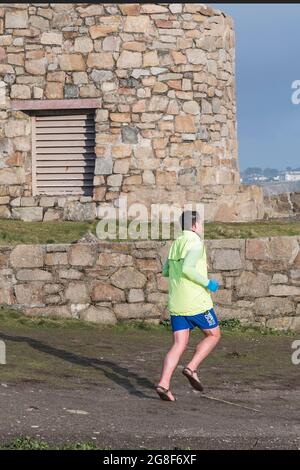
[1,235,300,331]
[264,191,300,220]
[0,3,264,222]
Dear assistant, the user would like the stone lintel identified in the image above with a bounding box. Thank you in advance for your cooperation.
[10,98,102,111]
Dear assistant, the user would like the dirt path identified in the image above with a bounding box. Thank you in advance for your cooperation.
[0,323,299,449]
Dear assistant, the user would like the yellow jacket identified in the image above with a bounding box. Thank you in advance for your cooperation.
[162,230,213,315]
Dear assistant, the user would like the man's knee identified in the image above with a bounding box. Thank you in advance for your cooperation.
[204,326,221,342]
[212,327,221,342]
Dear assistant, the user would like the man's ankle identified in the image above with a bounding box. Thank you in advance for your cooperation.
[158,381,169,389]
[186,365,197,372]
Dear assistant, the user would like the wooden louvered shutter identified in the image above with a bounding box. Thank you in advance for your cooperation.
[32,110,96,196]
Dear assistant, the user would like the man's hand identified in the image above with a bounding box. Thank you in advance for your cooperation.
[207,279,219,292]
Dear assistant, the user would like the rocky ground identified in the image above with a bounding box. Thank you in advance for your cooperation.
[0,319,299,450]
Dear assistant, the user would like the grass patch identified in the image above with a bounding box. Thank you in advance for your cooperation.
[0,219,299,245]
[0,306,295,337]
[219,318,296,337]
[0,219,96,245]
[205,219,300,239]
[0,306,171,334]
[0,306,96,331]
[1,436,186,450]
[1,437,104,450]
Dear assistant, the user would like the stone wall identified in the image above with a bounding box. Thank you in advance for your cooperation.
[263,191,300,220]
[0,3,264,222]
[1,235,300,331]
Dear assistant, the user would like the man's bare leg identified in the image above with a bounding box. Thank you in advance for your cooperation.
[157,329,190,401]
[185,326,221,382]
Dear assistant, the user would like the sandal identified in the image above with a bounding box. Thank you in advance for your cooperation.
[182,367,204,391]
[155,385,176,402]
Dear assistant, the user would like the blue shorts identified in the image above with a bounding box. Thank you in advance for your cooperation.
[170,308,219,332]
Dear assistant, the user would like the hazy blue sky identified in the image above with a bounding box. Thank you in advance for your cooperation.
[213,3,300,171]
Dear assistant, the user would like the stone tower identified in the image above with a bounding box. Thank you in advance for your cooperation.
[0,3,264,222]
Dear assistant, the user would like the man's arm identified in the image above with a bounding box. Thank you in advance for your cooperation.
[162,258,169,277]
[181,244,209,287]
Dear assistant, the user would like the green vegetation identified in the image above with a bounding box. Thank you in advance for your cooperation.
[0,219,96,245]
[0,305,96,331]
[205,219,300,239]
[0,306,166,332]
[218,318,296,337]
[0,436,186,450]
[0,306,295,337]
[1,437,103,450]
[0,218,299,245]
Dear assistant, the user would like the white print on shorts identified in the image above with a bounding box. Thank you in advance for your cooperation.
[204,312,215,327]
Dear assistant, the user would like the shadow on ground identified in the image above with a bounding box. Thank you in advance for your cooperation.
[0,320,299,450]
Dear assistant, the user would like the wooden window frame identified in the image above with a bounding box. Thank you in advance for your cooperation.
[11,99,103,198]
[31,115,37,196]
[31,108,97,197]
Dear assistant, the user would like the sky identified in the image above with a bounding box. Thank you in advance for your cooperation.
[213,3,300,171]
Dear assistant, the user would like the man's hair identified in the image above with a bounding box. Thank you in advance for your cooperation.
[180,210,200,231]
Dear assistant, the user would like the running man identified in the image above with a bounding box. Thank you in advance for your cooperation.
[155,210,221,402]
